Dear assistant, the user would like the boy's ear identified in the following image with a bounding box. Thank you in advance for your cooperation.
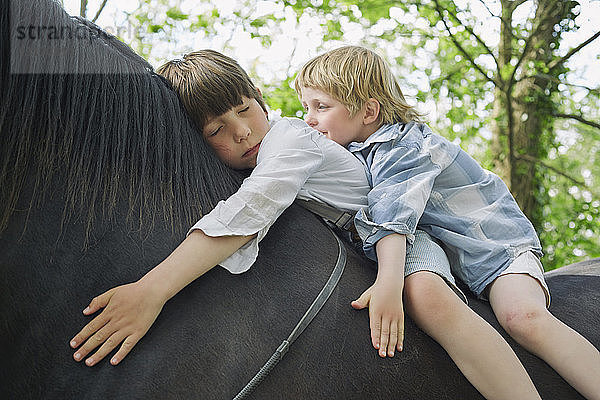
[363,98,380,125]
[255,87,269,118]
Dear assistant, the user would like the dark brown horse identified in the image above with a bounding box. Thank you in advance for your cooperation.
[1,1,598,399]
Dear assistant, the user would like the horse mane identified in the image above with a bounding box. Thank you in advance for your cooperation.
[0,0,243,237]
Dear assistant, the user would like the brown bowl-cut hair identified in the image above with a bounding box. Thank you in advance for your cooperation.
[157,49,267,132]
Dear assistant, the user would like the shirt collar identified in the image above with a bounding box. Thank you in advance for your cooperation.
[347,124,400,152]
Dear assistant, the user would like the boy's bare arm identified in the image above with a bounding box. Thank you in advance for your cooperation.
[141,230,255,300]
[352,233,406,357]
[69,230,255,366]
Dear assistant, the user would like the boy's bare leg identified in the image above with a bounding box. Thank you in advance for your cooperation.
[488,273,600,400]
[404,272,541,400]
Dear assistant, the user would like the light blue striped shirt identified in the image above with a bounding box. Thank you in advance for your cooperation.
[349,122,543,295]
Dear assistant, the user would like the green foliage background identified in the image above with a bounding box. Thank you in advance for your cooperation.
[103,0,599,270]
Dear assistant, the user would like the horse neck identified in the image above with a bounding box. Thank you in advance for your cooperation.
[0,0,243,237]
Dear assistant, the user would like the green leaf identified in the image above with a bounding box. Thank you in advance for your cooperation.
[148,24,163,33]
[166,7,188,21]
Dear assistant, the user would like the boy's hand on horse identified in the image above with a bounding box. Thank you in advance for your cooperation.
[352,277,405,358]
[69,281,166,366]
[352,233,406,358]
[68,231,254,367]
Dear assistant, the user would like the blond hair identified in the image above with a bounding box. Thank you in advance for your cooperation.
[157,50,266,131]
[295,46,422,124]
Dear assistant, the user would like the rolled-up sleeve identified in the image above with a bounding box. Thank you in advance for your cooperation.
[355,135,449,260]
[189,118,323,273]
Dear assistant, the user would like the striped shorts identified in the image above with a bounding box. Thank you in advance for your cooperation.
[406,230,467,303]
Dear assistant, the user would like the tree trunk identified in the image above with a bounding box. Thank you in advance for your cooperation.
[490,1,514,185]
[491,0,576,226]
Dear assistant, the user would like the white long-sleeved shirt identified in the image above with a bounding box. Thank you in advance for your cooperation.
[189,117,370,273]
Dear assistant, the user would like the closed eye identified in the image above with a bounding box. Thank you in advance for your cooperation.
[239,106,250,114]
[208,126,222,137]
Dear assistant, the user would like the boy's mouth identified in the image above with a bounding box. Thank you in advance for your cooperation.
[242,142,260,158]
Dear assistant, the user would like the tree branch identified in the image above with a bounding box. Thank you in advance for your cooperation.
[80,0,88,18]
[92,0,109,23]
[554,113,600,131]
[506,87,516,187]
[519,73,600,95]
[477,0,496,17]
[508,2,565,86]
[476,0,524,42]
[441,4,500,71]
[509,0,529,8]
[505,2,556,87]
[286,36,299,78]
[430,66,463,87]
[548,31,600,70]
[516,154,599,198]
[432,0,504,89]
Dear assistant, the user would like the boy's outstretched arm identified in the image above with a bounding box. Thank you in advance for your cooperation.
[69,230,255,367]
[351,233,406,358]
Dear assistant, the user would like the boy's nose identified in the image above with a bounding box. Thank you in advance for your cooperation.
[305,114,317,127]
[233,125,251,142]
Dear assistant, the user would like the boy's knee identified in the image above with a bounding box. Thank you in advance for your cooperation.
[404,273,452,321]
[498,306,547,343]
